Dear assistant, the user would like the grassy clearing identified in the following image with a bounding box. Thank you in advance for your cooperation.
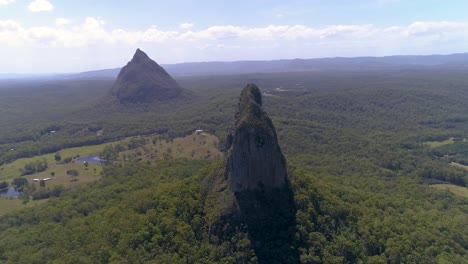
[23,162,102,190]
[0,142,115,182]
[119,133,223,162]
[0,133,222,215]
[450,162,468,171]
[0,197,47,216]
[0,163,102,216]
[424,138,455,148]
[0,133,222,184]
[430,184,468,198]
[0,198,22,216]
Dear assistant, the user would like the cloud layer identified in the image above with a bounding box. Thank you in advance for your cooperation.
[1,17,468,72]
[1,18,467,48]
[3,18,468,51]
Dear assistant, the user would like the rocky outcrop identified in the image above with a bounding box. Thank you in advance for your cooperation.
[111,49,182,103]
[224,83,287,192]
[208,84,298,262]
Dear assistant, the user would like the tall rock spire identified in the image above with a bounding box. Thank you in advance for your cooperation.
[224,83,287,192]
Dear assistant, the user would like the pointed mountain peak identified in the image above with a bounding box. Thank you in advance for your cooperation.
[131,48,150,63]
[225,83,287,192]
[111,49,183,103]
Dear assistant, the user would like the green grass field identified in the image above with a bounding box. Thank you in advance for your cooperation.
[0,197,47,217]
[424,138,455,148]
[0,141,117,216]
[430,184,468,198]
[0,133,222,216]
[23,163,102,189]
[0,141,117,182]
[1,133,222,184]
[119,133,223,162]
[450,162,468,171]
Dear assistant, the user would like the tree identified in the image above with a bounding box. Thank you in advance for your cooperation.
[67,169,79,181]
[84,161,89,170]
[101,144,123,163]
[20,159,48,176]
[50,171,55,177]
[54,152,61,162]
[12,178,28,189]
[39,180,45,188]
[0,181,8,190]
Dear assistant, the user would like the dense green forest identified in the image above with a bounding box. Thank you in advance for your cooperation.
[0,159,466,263]
[0,68,467,263]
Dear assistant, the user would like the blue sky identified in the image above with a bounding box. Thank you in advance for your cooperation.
[1,0,468,73]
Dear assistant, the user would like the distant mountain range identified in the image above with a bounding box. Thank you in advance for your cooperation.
[2,52,468,80]
[73,53,468,79]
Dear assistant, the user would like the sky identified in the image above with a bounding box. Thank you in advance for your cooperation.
[1,0,468,73]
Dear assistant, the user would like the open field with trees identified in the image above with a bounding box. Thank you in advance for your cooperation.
[0,132,223,216]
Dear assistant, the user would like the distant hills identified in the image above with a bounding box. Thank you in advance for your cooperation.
[2,52,468,81]
[72,52,468,79]
[110,49,183,103]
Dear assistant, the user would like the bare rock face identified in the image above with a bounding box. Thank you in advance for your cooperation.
[224,83,287,192]
[111,49,182,103]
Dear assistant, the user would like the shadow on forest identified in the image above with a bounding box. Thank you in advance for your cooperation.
[235,181,299,264]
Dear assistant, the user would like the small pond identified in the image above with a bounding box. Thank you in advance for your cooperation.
[0,188,22,198]
[75,154,106,165]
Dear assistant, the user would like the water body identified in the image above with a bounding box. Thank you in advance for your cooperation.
[75,154,106,165]
[0,188,22,198]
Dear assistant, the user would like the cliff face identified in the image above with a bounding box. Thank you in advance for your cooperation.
[111,49,182,103]
[206,83,297,263]
[224,83,287,192]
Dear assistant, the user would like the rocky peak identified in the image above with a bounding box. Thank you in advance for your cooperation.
[131,48,151,63]
[224,83,287,192]
[111,49,182,103]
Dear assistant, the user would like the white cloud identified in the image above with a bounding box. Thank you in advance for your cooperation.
[1,19,468,72]
[142,26,178,42]
[81,17,104,31]
[1,19,468,51]
[28,0,53,12]
[0,19,21,30]
[0,0,14,6]
[403,21,468,38]
[55,18,70,26]
[179,23,194,30]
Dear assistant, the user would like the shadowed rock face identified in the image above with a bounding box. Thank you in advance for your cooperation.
[111,49,182,103]
[225,83,287,192]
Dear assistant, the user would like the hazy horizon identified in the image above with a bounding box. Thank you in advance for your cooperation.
[0,50,467,78]
[1,0,468,73]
